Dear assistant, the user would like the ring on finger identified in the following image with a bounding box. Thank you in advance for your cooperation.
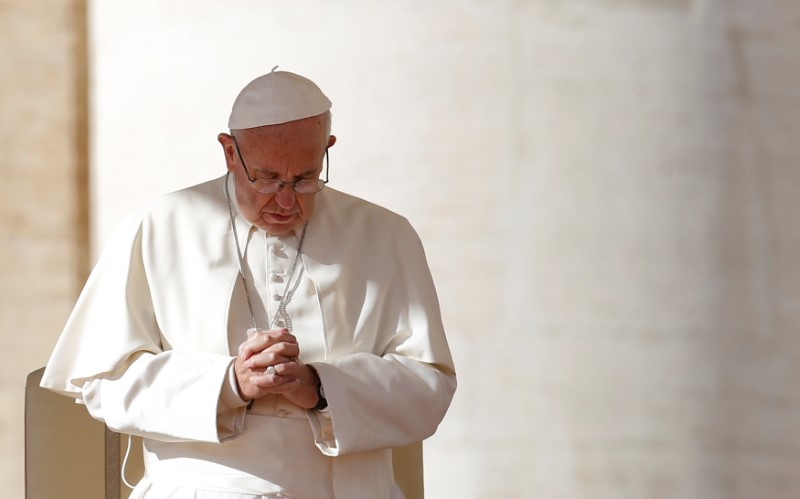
[266,365,277,376]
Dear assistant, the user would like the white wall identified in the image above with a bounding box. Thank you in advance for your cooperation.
[91,1,800,497]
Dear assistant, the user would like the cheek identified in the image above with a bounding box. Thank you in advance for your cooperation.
[237,189,272,214]
[298,196,316,215]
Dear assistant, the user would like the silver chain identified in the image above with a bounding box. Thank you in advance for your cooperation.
[224,172,308,332]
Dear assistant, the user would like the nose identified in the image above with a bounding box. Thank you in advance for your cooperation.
[274,183,297,209]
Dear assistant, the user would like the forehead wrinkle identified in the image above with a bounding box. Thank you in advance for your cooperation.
[250,163,319,180]
[240,144,323,180]
[233,116,328,180]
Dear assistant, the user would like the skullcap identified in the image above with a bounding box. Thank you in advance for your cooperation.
[227,68,332,129]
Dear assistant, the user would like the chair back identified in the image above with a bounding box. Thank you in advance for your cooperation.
[25,367,116,498]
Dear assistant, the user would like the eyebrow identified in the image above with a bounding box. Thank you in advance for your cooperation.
[251,165,319,180]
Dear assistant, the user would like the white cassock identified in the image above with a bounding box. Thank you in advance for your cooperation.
[40,176,457,499]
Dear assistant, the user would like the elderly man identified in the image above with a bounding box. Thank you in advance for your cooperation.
[41,69,456,498]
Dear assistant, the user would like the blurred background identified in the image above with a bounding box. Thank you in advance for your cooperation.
[3,0,800,497]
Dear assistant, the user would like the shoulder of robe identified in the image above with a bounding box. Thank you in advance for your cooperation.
[316,187,417,237]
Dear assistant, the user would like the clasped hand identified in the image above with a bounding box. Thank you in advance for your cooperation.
[234,328,319,409]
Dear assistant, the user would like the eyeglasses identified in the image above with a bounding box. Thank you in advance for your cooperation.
[232,136,329,195]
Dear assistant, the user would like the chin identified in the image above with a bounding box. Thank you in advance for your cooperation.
[261,221,300,236]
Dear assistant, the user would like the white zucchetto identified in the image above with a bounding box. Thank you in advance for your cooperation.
[227,68,332,130]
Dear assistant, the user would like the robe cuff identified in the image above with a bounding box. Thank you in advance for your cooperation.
[216,359,248,441]
[219,361,249,409]
[307,407,337,456]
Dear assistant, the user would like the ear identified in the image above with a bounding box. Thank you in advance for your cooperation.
[218,133,237,172]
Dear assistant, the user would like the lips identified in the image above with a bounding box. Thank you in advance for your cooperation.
[265,212,295,223]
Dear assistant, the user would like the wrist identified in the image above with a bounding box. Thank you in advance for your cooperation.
[307,365,328,411]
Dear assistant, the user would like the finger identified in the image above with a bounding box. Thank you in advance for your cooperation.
[269,359,305,377]
[234,356,269,400]
[268,341,300,359]
[238,332,265,359]
[236,361,301,399]
[238,329,298,359]
[268,377,302,394]
[244,342,300,368]
[248,371,301,392]
[266,358,306,376]
[244,351,297,370]
[265,328,298,344]
[238,332,276,359]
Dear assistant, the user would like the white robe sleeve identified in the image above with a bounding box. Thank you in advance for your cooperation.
[82,351,246,443]
[305,216,457,455]
[308,355,456,455]
[40,209,246,443]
